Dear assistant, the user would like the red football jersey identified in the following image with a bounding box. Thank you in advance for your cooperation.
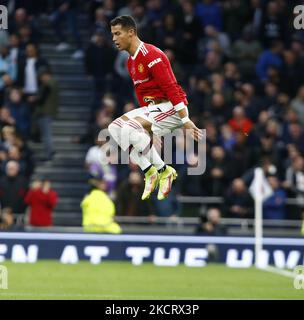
[127,42,188,107]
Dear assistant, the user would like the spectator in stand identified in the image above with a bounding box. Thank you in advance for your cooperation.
[10,8,40,44]
[132,4,150,39]
[8,34,24,66]
[196,50,223,77]
[256,40,283,83]
[225,178,253,218]
[219,124,236,151]
[224,61,241,88]
[100,0,116,22]
[1,125,17,150]
[81,178,121,233]
[0,107,16,129]
[25,178,58,227]
[263,175,286,220]
[16,43,49,106]
[290,85,304,126]
[91,7,110,38]
[283,122,304,154]
[74,108,110,145]
[199,25,231,58]
[0,30,8,51]
[252,134,281,173]
[176,153,207,216]
[178,0,201,66]
[0,207,15,231]
[6,87,31,139]
[51,0,84,59]
[206,145,231,196]
[259,0,286,47]
[231,25,262,81]
[196,206,227,261]
[0,46,17,106]
[204,92,230,126]
[114,49,136,105]
[196,207,227,235]
[177,153,206,197]
[282,50,303,97]
[0,160,28,219]
[31,68,59,161]
[117,0,140,17]
[237,83,264,122]
[195,0,222,31]
[283,156,304,214]
[85,139,118,198]
[152,190,181,218]
[4,145,27,175]
[116,171,155,218]
[85,31,117,106]
[222,0,249,41]
[145,0,164,29]
[228,106,254,136]
[155,13,181,56]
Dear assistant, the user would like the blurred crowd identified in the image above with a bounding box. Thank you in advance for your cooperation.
[1,0,304,231]
[0,0,61,230]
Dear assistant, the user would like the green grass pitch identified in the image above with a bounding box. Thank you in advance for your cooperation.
[0,261,303,300]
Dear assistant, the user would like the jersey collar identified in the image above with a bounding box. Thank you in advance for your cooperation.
[130,41,143,60]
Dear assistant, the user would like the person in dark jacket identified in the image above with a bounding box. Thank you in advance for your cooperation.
[85,31,117,103]
[196,207,227,236]
[0,160,28,216]
[16,43,49,101]
[225,178,254,218]
[51,0,84,59]
[116,171,156,218]
[33,68,59,160]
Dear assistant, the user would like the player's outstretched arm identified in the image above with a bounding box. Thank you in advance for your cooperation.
[177,106,203,142]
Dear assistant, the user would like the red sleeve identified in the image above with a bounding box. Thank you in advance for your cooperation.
[45,190,58,209]
[25,190,34,205]
[146,50,187,107]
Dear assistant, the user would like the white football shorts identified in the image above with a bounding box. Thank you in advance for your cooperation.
[124,101,184,136]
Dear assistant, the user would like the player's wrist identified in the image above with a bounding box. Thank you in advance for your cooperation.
[174,102,187,112]
[181,116,191,124]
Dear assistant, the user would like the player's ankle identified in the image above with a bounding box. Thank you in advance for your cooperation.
[158,165,167,174]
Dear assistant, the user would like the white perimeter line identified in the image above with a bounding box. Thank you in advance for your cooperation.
[258,266,295,278]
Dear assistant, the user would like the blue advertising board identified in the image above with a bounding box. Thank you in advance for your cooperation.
[0,232,303,269]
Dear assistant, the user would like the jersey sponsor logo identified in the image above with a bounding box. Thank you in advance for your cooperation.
[148,58,162,68]
[133,78,149,85]
[138,63,144,73]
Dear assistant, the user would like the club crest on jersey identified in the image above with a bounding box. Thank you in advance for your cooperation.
[143,96,155,104]
[138,63,144,73]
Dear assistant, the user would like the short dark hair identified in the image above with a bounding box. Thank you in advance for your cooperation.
[110,15,137,33]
